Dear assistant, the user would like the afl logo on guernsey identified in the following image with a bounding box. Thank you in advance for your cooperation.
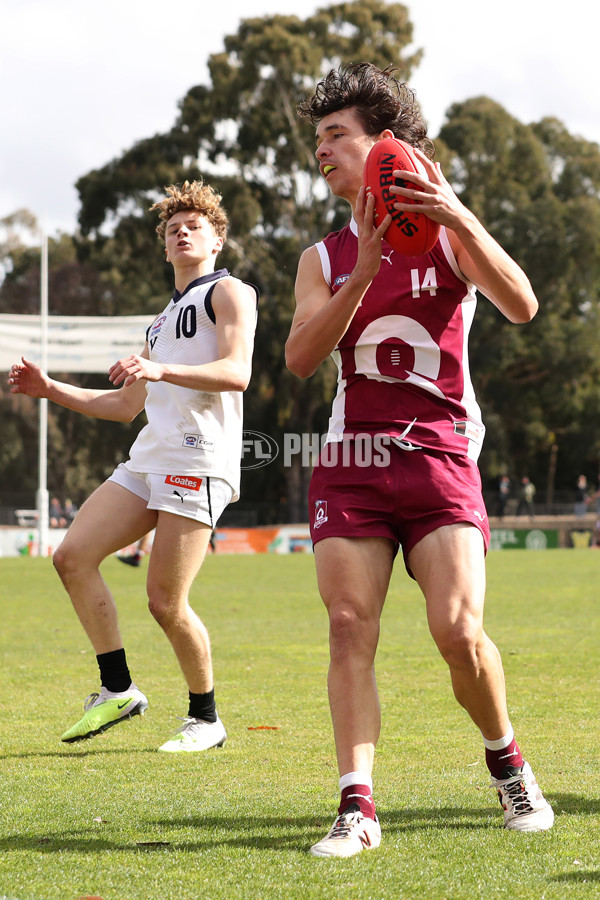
[151,316,167,335]
[165,475,202,491]
[334,274,351,287]
[182,433,215,452]
[149,315,167,350]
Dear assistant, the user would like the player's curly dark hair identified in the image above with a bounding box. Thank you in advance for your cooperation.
[297,62,433,156]
[150,180,228,244]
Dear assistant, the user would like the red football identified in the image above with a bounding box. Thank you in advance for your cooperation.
[363,137,440,256]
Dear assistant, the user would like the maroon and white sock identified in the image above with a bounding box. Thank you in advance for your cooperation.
[338,771,376,820]
[483,727,524,779]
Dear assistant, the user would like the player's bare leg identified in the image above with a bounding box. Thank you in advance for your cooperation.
[148,512,226,752]
[54,480,157,742]
[146,512,213,693]
[310,536,393,857]
[409,522,553,831]
[316,536,394,776]
[53,480,157,652]
[408,523,509,738]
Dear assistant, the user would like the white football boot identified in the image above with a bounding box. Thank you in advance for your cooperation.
[310,806,381,858]
[491,761,554,832]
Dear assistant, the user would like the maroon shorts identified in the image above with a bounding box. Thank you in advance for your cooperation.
[308,440,490,575]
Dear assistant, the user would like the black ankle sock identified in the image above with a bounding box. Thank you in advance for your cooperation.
[97,648,132,693]
[188,689,217,722]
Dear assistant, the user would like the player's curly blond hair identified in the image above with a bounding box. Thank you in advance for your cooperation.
[150,180,229,244]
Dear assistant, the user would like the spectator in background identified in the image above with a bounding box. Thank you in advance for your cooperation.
[49,497,67,528]
[63,499,78,524]
[574,475,589,518]
[516,477,535,518]
[495,475,511,519]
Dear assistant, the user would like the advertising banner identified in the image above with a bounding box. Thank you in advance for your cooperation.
[489,528,559,550]
[0,314,151,373]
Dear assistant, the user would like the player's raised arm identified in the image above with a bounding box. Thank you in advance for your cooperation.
[211,277,256,390]
[390,149,538,324]
[286,189,389,379]
[108,278,256,394]
[446,218,538,324]
[285,246,336,379]
[9,354,147,422]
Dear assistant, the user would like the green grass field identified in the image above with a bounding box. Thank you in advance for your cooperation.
[0,549,599,900]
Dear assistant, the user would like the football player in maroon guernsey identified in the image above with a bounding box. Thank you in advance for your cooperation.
[287,62,553,857]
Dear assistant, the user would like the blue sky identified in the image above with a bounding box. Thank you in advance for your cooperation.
[1,0,597,236]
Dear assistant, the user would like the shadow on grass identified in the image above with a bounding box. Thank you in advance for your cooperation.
[0,748,158,761]
[549,871,600,883]
[140,792,600,848]
[0,816,318,855]
[140,807,505,851]
[1,794,595,855]
[544,792,600,816]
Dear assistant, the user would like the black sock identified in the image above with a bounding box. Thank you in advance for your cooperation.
[97,648,132,693]
[188,689,217,722]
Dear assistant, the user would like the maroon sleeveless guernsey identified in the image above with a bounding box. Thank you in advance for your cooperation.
[315,221,485,461]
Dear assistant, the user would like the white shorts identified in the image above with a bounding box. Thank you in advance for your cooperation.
[108,463,233,527]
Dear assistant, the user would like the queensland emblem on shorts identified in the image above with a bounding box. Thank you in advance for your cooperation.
[314,499,328,529]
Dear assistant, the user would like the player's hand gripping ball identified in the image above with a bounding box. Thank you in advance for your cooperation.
[363,137,440,256]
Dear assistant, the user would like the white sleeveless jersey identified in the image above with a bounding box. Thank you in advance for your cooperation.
[126,269,258,500]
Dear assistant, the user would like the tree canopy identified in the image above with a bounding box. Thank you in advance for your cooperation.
[439,99,600,498]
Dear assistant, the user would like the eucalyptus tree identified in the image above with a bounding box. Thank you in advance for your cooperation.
[439,99,600,500]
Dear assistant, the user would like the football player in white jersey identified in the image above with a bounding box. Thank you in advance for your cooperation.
[8,180,257,752]
[287,63,553,857]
